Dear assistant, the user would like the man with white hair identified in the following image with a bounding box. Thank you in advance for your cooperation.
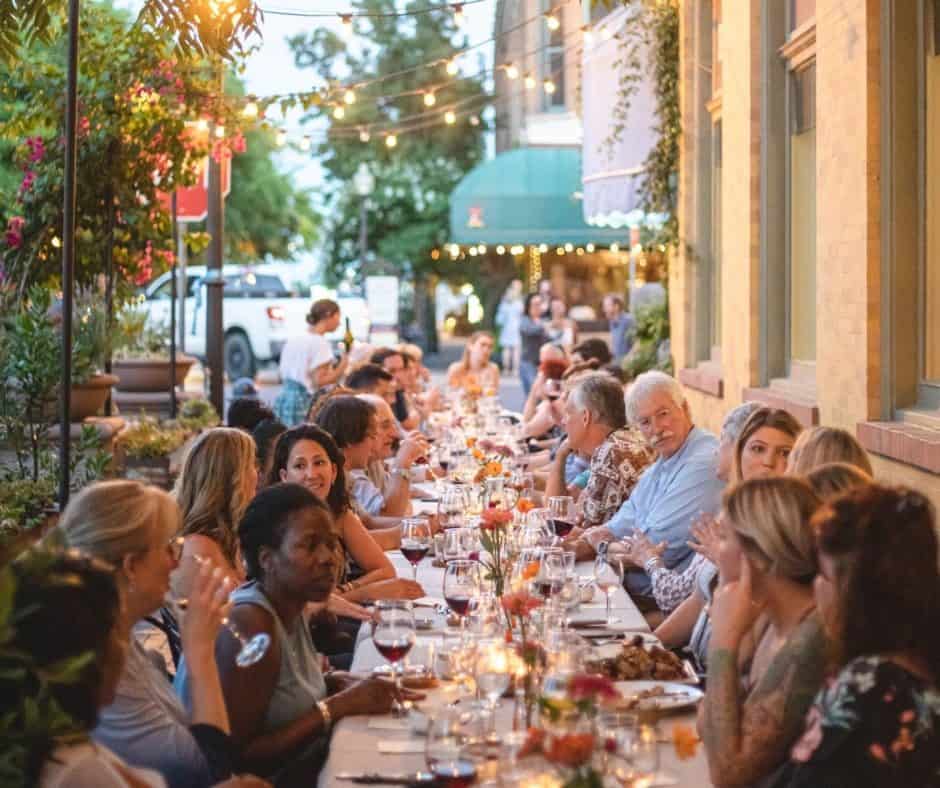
[572,370,724,600]
[546,374,655,528]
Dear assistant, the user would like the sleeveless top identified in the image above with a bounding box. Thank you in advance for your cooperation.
[688,562,718,673]
[174,581,327,735]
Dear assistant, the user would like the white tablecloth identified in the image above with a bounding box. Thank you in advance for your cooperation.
[318,549,712,786]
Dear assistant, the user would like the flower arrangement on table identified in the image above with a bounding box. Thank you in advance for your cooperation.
[470,447,504,483]
[478,506,513,596]
[501,590,547,728]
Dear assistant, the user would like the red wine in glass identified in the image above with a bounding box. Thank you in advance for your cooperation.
[439,460,450,473]
[536,580,562,599]
[445,594,472,617]
[374,638,414,664]
[429,760,477,787]
[401,540,430,565]
[549,518,575,537]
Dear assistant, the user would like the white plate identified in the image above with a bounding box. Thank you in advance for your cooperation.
[591,643,700,685]
[613,680,704,711]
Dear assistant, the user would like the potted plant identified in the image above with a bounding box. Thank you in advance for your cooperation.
[118,416,186,489]
[172,397,220,435]
[69,286,120,421]
[112,303,196,393]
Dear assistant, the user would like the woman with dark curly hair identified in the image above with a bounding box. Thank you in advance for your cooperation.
[777,485,940,787]
[268,424,422,604]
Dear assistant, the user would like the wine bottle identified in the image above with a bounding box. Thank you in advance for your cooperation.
[343,317,354,353]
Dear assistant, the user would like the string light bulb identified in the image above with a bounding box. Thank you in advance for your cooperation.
[586,243,595,253]
[300,135,312,152]
[496,245,506,254]
[445,58,459,76]
[242,98,259,119]
[452,3,465,25]
[359,128,371,143]
[610,242,620,253]
[333,105,345,120]
[505,62,519,80]
[423,91,437,107]
[564,243,574,252]
[344,89,357,105]
[543,79,556,95]
[275,128,287,147]
[524,72,536,90]
[581,25,594,45]
[544,12,560,31]
[214,124,225,138]
[385,133,398,148]
[339,13,353,32]
[469,115,480,126]
[444,110,456,125]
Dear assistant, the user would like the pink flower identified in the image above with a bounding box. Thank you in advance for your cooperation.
[25,136,45,163]
[481,507,512,531]
[230,132,247,154]
[501,591,543,618]
[18,170,35,198]
[567,673,620,702]
[4,216,25,249]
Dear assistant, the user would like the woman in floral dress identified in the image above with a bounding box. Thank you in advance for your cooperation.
[779,484,940,787]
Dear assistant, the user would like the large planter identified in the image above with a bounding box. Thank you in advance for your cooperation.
[70,373,120,421]
[113,355,196,393]
[124,455,173,489]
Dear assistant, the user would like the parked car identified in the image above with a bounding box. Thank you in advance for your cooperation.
[143,266,369,380]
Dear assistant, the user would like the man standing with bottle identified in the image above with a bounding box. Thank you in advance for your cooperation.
[273,299,348,426]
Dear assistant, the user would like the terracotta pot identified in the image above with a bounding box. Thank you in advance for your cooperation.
[113,355,196,393]
[70,373,120,421]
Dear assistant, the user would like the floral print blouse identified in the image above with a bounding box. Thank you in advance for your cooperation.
[781,655,940,787]
[580,427,655,530]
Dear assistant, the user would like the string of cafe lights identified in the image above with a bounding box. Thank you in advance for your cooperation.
[431,242,631,264]
[259,0,485,21]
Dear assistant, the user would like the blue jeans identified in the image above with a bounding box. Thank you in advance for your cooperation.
[519,360,538,397]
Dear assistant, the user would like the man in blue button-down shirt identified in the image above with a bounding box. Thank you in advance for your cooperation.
[572,371,725,599]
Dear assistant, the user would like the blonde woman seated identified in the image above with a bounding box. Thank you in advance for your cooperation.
[446,331,499,394]
[786,425,873,477]
[700,476,828,787]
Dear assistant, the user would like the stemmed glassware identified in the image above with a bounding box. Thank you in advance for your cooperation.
[425,706,478,787]
[400,517,432,581]
[544,377,564,402]
[170,551,270,668]
[594,549,625,626]
[474,640,512,735]
[547,495,577,539]
[533,548,566,610]
[439,485,467,530]
[372,600,416,717]
[443,559,478,642]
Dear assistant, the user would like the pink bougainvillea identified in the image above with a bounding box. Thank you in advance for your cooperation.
[4,217,25,249]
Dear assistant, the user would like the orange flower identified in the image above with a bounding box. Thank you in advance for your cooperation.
[517,498,535,514]
[518,727,545,758]
[672,723,699,761]
[522,560,540,580]
[466,436,477,448]
[501,590,543,617]
[472,448,485,460]
[482,461,503,477]
[545,732,595,767]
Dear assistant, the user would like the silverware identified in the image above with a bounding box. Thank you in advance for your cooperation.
[336,772,433,785]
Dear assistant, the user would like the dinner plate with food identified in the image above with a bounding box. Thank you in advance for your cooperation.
[586,635,700,685]
[611,681,704,712]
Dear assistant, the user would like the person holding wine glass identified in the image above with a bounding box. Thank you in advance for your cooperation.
[55,480,237,787]
[400,517,432,580]
[211,483,418,782]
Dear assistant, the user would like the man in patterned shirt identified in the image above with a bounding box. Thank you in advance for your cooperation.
[546,374,654,529]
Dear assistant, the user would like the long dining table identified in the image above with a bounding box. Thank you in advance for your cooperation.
[318,521,713,787]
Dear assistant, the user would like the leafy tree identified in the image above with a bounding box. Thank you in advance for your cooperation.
[288,0,487,346]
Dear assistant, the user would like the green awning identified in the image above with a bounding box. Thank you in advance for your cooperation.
[449,147,626,246]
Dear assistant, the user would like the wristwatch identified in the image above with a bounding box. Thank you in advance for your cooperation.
[317,699,333,731]
[391,466,410,481]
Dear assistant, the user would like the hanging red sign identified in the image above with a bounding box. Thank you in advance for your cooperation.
[157,156,231,223]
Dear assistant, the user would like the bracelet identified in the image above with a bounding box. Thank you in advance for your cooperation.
[317,699,333,732]
[392,466,410,481]
[644,557,664,574]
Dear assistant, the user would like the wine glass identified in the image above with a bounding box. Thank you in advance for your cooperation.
[439,485,467,530]
[547,495,577,539]
[544,377,564,402]
[425,706,477,787]
[534,548,566,608]
[525,508,554,546]
[435,443,453,481]
[474,640,512,735]
[596,710,639,776]
[400,517,431,581]
[170,552,270,668]
[594,552,624,626]
[372,600,416,717]
[443,559,478,642]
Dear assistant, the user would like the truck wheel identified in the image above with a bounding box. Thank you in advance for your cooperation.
[224,331,255,380]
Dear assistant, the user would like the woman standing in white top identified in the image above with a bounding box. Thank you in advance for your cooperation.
[495,279,524,375]
[273,299,348,427]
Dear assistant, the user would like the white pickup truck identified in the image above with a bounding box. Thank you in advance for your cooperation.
[143,265,370,380]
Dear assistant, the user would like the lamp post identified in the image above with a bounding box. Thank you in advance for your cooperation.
[206,63,225,417]
[353,162,375,269]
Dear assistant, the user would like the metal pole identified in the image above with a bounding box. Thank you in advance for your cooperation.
[178,222,187,353]
[59,0,81,509]
[169,191,178,418]
[205,62,225,416]
[103,173,115,417]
